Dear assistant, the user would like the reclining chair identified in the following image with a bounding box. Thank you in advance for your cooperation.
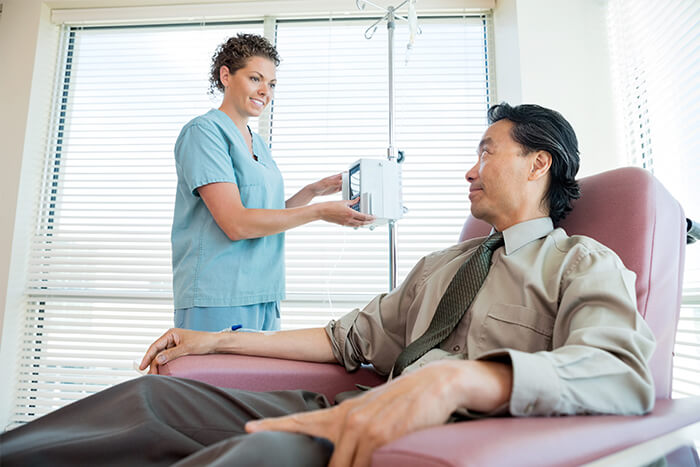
[159,167,700,466]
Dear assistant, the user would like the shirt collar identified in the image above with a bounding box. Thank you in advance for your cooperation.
[490,217,554,255]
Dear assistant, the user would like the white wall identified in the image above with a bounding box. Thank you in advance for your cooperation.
[493,0,621,176]
[0,0,58,427]
[0,0,620,426]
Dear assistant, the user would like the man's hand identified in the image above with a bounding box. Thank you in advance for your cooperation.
[139,328,219,374]
[245,360,513,467]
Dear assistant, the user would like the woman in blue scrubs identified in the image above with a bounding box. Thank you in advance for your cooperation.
[172,34,373,332]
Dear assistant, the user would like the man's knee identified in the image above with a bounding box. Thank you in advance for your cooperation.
[100,375,178,414]
[124,374,187,397]
[116,374,162,392]
[203,431,334,467]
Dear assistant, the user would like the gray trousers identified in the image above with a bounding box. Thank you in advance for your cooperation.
[0,375,335,466]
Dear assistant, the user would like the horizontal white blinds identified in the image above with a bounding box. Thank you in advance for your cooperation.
[28,23,263,298]
[273,17,490,327]
[13,22,265,426]
[607,0,700,398]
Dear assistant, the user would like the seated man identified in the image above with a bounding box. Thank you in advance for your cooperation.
[0,103,655,467]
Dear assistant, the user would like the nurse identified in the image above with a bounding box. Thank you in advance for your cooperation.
[172,33,373,332]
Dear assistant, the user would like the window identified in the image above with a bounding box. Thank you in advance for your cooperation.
[272,17,491,327]
[10,15,492,426]
[607,0,700,398]
[11,22,265,427]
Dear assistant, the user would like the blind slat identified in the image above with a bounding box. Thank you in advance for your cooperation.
[608,0,700,399]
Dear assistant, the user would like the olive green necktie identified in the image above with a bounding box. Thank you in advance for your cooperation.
[392,232,505,377]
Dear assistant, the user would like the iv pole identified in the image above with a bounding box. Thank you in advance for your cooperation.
[356,0,417,291]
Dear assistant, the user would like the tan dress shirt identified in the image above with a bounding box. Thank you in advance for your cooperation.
[325,217,656,417]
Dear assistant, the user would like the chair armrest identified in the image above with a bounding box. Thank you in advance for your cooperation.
[157,354,386,401]
[373,397,700,466]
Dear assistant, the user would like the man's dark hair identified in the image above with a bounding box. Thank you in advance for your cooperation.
[487,103,581,224]
[209,33,281,95]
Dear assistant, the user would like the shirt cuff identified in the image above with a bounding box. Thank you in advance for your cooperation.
[324,308,362,371]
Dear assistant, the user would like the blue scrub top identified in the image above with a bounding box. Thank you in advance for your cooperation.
[171,109,285,309]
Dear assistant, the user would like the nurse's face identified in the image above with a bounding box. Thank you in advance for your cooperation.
[220,56,277,120]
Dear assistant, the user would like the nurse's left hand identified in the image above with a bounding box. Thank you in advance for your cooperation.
[310,173,342,197]
[139,328,217,374]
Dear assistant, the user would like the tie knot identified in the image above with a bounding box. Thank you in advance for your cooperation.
[482,232,504,251]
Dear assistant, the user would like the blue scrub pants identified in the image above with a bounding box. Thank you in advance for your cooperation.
[174,302,281,332]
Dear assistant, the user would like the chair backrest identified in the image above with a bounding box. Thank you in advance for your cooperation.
[459,167,686,399]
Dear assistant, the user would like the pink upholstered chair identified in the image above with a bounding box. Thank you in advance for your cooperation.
[159,167,700,466]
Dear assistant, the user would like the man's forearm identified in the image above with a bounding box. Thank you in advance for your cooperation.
[246,358,515,466]
[214,327,337,363]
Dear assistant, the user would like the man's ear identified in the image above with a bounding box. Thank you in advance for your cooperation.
[529,151,552,181]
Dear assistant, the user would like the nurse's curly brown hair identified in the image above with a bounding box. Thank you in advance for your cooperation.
[209,33,280,95]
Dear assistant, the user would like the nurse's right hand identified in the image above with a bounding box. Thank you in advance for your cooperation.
[139,328,217,375]
[318,198,374,227]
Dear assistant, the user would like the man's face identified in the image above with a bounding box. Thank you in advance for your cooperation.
[466,119,537,230]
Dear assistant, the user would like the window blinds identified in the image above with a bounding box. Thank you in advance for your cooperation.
[607,0,700,398]
[12,22,265,426]
[273,17,491,328]
[11,16,491,426]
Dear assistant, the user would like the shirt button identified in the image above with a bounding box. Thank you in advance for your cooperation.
[453,345,461,352]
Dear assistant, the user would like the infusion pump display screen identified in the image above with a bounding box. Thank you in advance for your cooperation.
[349,164,361,211]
